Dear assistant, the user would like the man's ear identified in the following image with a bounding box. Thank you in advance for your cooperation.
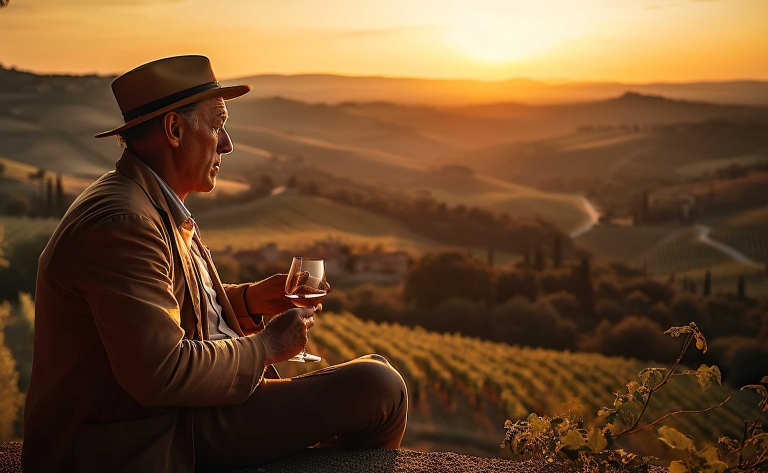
[163,112,182,148]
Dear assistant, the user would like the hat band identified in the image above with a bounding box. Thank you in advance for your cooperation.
[121,81,220,122]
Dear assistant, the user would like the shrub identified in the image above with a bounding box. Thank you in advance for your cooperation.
[490,297,577,350]
[595,299,624,324]
[713,337,768,387]
[404,251,493,310]
[591,316,678,361]
[496,268,538,303]
[625,290,652,316]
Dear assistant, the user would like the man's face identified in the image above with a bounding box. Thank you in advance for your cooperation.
[180,98,232,194]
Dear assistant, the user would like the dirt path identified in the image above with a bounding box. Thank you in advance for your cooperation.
[695,224,763,268]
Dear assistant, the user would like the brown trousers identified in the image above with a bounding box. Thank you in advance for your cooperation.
[193,355,408,470]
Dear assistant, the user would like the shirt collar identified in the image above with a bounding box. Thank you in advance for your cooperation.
[147,167,193,227]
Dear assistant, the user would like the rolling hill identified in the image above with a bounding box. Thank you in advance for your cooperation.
[223,73,768,107]
[195,190,440,252]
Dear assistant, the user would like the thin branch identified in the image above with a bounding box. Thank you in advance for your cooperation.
[623,392,734,436]
[618,332,694,436]
[740,395,768,466]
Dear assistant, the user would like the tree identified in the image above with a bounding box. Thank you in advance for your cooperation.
[552,234,562,268]
[738,275,746,300]
[56,172,65,213]
[533,246,545,271]
[487,246,494,267]
[703,270,711,297]
[404,251,494,310]
[573,256,594,314]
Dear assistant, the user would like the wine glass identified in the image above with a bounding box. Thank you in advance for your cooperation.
[285,257,327,362]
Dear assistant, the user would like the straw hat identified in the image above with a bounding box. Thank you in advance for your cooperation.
[95,55,251,138]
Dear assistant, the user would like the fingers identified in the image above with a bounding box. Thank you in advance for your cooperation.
[294,284,326,295]
[315,303,323,312]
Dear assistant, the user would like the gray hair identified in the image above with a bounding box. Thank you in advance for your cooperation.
[115,99,209,149]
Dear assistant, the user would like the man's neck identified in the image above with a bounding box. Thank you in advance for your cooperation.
[131,148,189,201]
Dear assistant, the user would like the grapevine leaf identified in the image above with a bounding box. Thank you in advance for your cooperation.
[638,368,666,388]
[688,364,722,391]
[527,413,549,434]
[664,325,694,338]
[696,445,728,473]
[741,384,768,412]
[598,407,617,417]
[761,375,768,384]
[658,426,695,451]
[693,330,708,353]
[561,429,585,450]
[668,460,688,473]
[586,428,607,453]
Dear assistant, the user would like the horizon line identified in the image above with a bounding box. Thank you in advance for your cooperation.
[2,62,767,86]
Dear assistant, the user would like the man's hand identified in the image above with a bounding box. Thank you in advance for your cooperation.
[245,274,296,317]
[259,307,316,365]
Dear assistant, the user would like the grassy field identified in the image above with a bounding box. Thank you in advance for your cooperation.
[196,191,443,253]
[675,151,768,178]
[282,311,762,458]
[0,216,59,249]
[575,224,677,263]
[197,191,520,265]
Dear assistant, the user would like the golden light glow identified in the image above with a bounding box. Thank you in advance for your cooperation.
[0,0,766,82]
[445,4,584,64]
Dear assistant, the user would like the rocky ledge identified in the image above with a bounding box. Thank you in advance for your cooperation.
[1,442,669,473]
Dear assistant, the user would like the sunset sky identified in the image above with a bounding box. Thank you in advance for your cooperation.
[1,0,766,82]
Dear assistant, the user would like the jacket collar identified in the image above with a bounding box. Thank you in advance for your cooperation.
[115,149,195,232]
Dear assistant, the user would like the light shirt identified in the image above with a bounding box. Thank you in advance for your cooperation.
[148,168,239,340]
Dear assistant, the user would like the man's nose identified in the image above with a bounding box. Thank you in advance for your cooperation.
[218,128,234,155]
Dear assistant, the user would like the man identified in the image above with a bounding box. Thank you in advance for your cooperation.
[23,55,408,473]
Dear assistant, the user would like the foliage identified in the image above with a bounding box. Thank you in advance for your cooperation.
[501,322,768,472]
[0,301,22,441]
[309,312,753,448]
[404,251,494,309]
[501,412,652,472]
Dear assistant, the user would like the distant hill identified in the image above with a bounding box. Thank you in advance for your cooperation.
[6,65,767,241]
[224,73,768,107]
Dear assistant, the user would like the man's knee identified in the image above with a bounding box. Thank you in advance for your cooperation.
[349,355,408,409]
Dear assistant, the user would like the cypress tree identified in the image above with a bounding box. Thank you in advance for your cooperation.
[703,270,711,297]
[575,256,594,314]
[46,178,53,217]
[738,275,746,300]
[533,246,545,271]
[552,235,562,268]
[487,246,494,267]
[56,172,64,213]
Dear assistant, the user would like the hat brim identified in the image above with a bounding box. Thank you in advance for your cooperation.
[94,84,252,138]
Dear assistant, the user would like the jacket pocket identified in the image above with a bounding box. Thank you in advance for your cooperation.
[73,413,178,473]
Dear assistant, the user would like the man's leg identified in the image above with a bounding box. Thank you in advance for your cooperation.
[193,355,408,469]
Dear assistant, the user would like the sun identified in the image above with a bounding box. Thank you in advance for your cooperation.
[448,11,568,64]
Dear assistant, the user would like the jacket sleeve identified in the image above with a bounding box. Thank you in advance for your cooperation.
[222,282,265,336]
[75,213,267,408]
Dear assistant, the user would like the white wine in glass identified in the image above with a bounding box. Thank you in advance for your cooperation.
[285,257,327,362]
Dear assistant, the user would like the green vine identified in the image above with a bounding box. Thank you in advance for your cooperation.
[501,322,768,472]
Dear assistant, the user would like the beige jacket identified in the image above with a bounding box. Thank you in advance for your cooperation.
[23,150,271,473]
